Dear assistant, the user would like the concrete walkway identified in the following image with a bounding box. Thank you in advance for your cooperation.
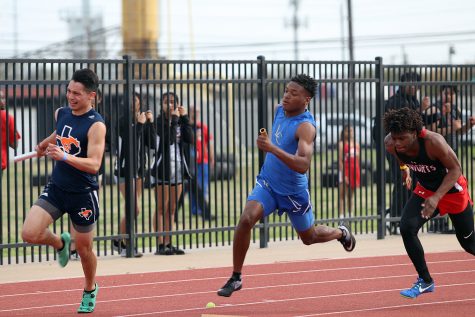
[0,233,464,284]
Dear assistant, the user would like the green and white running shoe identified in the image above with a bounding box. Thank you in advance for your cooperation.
[57,232,71,268]
[78,283,99,313]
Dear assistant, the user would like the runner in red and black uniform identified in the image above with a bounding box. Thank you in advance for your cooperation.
[384,107,475,299]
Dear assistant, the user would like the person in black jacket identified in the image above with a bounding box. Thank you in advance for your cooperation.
[151,92,193,255]
[113,92,156,256]
[373,72,422,234]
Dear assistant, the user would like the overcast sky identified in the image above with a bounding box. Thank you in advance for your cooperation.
[0,0,474,64]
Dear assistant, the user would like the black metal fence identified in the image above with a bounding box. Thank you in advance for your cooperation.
[1,56,474,264]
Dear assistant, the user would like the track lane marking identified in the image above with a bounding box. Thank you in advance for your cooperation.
[1,257,474,298]
[2,277,475,315]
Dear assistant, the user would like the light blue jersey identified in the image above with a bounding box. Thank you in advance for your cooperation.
[259,105,316,195]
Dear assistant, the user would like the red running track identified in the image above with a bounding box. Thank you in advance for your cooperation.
[0,251,474,317]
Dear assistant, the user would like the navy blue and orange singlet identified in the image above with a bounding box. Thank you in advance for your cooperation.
[51,107,104,193]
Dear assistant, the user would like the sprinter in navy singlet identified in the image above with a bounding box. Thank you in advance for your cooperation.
[217,74,356,298]
[52,106,103,192]
[384,107,475,299]
[21,69,105,313]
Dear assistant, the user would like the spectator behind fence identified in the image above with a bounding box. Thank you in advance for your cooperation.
[188,104,216,221]
[338,125,360,219]
[373,71,422,234]
[432,85,475,153]
[0,89,21,177]
[420,94,440,131]
[113,92,156,257]
[151,92,193,255]
[424,85,475,233]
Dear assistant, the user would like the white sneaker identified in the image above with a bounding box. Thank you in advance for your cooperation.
[338,223,356,252]
[120,248,143,258]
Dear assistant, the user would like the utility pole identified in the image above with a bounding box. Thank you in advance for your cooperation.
[288,0,302,60]
[187,0,195,59]
[449,45,455,64]
[401,45,408,64]
[82,0,94,58]
[448,45,455,80]
[346,0,355,111]
[347,0,354,61]
[13,0,18,56]
[340,2,346,60]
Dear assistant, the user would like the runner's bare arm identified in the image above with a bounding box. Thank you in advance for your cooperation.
[257,122,315,174]
[425,131,462,199]
[384,132,412,189]
[36,108,62,156]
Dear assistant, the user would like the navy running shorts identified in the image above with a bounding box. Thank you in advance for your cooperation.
[34,182,99,233]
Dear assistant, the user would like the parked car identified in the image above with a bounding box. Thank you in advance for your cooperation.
[317,112,373,150]
[210,153,236,181]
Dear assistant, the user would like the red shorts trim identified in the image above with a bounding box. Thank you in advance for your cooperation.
[413,176,472,215]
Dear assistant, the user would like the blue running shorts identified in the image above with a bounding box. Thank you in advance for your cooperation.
[247,176,314,232]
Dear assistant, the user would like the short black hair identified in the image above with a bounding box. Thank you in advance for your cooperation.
[384,107,423,134]
[160,91,179,105]
[290,74,318,98]
[72,68,99,92]
[400,72,421,82]
[440,84,457,94]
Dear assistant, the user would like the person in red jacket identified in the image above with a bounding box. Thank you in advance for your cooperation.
[338,125,360,219]
[0,90,21,177]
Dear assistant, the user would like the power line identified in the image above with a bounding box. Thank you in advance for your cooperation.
[174,29,475,50]
[8,25,475,61]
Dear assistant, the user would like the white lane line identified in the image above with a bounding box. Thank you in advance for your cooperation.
[1,257,474,298]
[2,275,475,315]
[295,297,475,317]
[115,284,475,317]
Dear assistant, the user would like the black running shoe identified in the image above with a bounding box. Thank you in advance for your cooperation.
[217,278,242,297]
[155,244,172,255]
[70,249,80,261]
[338,223,356,252]
[113,239,126,252]
[167,244,185,255]
[113,239,120,251]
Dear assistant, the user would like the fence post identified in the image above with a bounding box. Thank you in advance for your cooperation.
[375,57,386,239]
[122,55,136,256]
[257,55,269,248]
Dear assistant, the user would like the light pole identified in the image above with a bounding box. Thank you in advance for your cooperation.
[449,45,456,64]
[289,0,301,60]
[347,0,354,61]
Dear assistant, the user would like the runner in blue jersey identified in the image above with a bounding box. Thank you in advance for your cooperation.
[21,69,106,313]
[218,74,356,297]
